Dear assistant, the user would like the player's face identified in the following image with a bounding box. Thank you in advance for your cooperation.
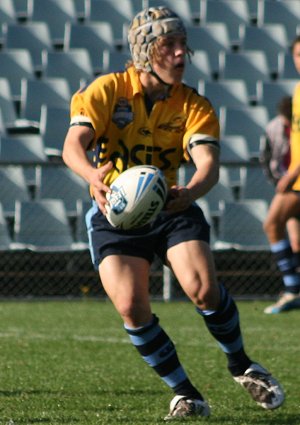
[151,34,187,84]
[292,41,300,74]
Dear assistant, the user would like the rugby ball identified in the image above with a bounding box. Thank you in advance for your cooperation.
[105,165,168,229]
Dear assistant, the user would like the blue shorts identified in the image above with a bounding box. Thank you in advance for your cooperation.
[86,201,210,269]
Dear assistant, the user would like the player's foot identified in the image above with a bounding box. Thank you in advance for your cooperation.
[164,395,210,421]
[234,363,284,409]
[264,292,300,314]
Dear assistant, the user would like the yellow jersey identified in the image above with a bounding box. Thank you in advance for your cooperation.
[70,66,220,188]
[290,82,300,190]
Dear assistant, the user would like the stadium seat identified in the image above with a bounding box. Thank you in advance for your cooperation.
[0,0,17,29]
[220,135,251,164]
[63,21,115,73]
[0,202,12,250]
[277,52,299,80]
[12,0,28,20]
[0,48,35,100]
[256,79,297,118]
[35,165,90,216]
[39,105,70,157]
[257,0,300,44]
[85,0,142,47]
[13,199,74,251]
[198,79,250,111]
[186,23,232,75]
[0,165,30,216]
[183,50,215,88]
[0,77,37,133]
[41,49,94,92]
[239,165,275,204]
[19,77,72,124]
[3,21,53,72]
[238,24,290,75]
[101,49,131,74]
[147,0,200,26]
[0,134,48,164]
[219,105,269,160]
[216,199,270,250]
[200,0,251,44]
[27,0,78,47]
[219,50,271,100]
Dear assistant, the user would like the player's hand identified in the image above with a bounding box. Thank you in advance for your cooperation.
[89,161,113,215]
[165,186,192,213]
[276,172,297,193]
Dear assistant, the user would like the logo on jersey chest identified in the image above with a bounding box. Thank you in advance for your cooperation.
[112,97,134,129]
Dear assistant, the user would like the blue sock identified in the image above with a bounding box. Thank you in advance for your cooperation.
[271,239,300,293]
[125,314,203,399]
[197,284,251,376]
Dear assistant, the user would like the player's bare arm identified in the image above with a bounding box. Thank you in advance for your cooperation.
[166,144,219,213]
[63,125,112,214]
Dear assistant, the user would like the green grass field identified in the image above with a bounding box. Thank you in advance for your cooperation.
[0,300,299,425]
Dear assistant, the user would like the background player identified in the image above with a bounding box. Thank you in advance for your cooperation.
[263,36,300,314]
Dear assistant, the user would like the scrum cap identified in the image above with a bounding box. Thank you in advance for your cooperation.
[128,6,186,72]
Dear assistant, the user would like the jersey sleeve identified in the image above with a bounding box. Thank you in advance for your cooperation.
[69,76,114,148]
[183,94,220,161]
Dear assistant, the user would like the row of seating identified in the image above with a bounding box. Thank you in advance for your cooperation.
[0,195,271,252]
[0,162,274,225]
[1,20,298,74]
[3,1,300,44]
[0,47,297,105]
[0,198,89,252]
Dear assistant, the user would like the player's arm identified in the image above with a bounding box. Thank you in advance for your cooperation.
[166,142,219,213]
[63,125,113,214]
[276,164,300,193]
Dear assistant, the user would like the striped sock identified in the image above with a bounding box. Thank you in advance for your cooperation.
[197,284,251,376]
[271,239,300,293]
[125,314,203,399]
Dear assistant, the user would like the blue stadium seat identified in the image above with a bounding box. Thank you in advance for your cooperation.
[27,0,78,47]
[238,23,289,75]
[216,199,270,250]
[200,0,251,44]
[257,0,300,44]
[187,23,232,75]
[35,165,90,216]
[3,21,53,72]
[219,105,270,160]
[0,165,30,216]
[19,77,72,124]
[64,21,115,73]
[0,48,35,100]
[13,199,74,251]
[256,79,297,117]
[39,105,70,157]
[41,48,94,93]
[0,202,12,250]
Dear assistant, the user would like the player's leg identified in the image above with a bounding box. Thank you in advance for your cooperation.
[168,240,284,410]
[263,192,300,314]
[99,254,209,418]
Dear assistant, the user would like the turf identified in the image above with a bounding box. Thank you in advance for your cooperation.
[0,299,299,425]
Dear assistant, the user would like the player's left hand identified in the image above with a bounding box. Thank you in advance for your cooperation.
[165,186,192,213]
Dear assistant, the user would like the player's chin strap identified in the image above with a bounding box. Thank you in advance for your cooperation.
[149,69,172,90]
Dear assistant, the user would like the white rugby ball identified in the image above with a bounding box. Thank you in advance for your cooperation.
[105,165,168,229]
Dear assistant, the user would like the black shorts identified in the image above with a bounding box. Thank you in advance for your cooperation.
[86,201,210,269]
